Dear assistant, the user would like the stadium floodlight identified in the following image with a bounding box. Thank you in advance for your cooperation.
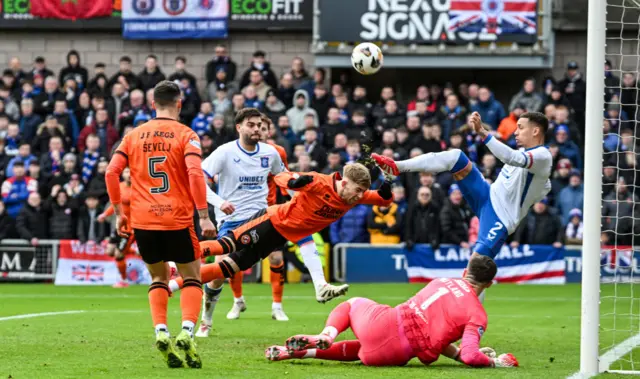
[576,0,640,376]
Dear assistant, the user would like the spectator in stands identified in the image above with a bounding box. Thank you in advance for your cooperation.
[278,73,296,109]
[565,208,583,245]
[80,134,102,184]
[19,98,42,142]
[16,192,46,244]
[303,127,326,170]
[206,45,236,84]
[377,99,405,130]
[208,114,230,150]
[497,103,524,146]
[168,56,197,89]
[602,177,640,246]
[34,77,64,117]
[87,157,108,204]
[191,102,213,137]
[329,204,370,245]
[240,51,277,90]
[604,59,620,102]
[8,57,26,85]
[392,184,408,215]
[2,161,37,218]
[404,186,440,251]
[544,85,571,109]
[319,108,341,148]
[439,184,473,248]
[32,116,65,156]
[76,192,107,243]
[78,109,118,155]
[53,99,79,146]
[6,143,35,178]
[558,170,584,225]
[0,201,16,240]
[243,85,264,110]
[554,125,582,169]
[559,61,587,127]
[407,85,429,112]
[311,85,331,125]
[106,83,129,132]
[108,56,141,91]
[286,90,318,135]
[28,160,48,199]
[550,158,572,204]
[351,85,373,117]
[245,70,273,102]
[620,72,639,120]
[438,94,467,141]
[2,70,20,102]
[551,105,582,147]
[263,89,286,125]
[45,188,76,240]
[0,84,19,121]
[117,89,148,129]
[210,84,230,120]
[511,198,563,248]
[322,149,343,175]
[138,54,166,92]
[178,85,199,125]
[290,57,310,89]
[470,86,506,130]
[30,57,54,82]
[368,202,403,244]
[59,50,88,90]
[372,86,397,121]
[509,78,543,112]
[40,136,66,177]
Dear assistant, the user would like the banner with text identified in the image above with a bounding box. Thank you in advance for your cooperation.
[55,240,151,285]
[0,246,37,280]
[318,0,539,44]
[229,0,312,30]
[122,0,228,39]
[564,245,640,283]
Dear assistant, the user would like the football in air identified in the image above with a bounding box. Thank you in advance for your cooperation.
[351,42,384,75]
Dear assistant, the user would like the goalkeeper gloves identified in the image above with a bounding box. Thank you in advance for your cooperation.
[287,174,314,189]
[492,353,519,368]
[377,180,392,200]
[479,347,496,358]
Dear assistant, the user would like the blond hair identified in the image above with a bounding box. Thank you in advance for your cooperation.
[344,163,371,189]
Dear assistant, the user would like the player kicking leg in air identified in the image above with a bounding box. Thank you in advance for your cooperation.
[266,255,518,368]
[373,111,552,294]
[169,163,393,299]
[106,81,217,368]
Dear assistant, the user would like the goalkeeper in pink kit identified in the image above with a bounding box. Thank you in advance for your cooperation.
[265,255,518,368]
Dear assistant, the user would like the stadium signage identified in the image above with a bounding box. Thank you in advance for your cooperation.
[229,0,312,30]
[0,248,37,280]
[318,0,539,44]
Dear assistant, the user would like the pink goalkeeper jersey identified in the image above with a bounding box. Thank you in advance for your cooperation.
[396,278,490,366]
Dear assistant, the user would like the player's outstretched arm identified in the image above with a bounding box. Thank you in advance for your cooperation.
[274,172,316,192]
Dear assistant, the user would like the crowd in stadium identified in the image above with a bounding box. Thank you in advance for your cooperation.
[0,46,632,249]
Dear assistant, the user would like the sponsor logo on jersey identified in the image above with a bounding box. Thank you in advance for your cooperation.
[261,157,269,168]
[163,0,186,15]
[133,0,154,15]
[314,205,344,219]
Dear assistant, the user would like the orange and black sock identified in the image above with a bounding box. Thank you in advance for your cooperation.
[200,238,234,257]
[172,263,230,292]
[148,281,169,334]
[270,263,285,304]
[116,258,127,281]
[181,278,203,336]
[229,271,244,300]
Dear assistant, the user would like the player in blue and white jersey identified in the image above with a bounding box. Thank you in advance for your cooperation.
[373,111,552,275]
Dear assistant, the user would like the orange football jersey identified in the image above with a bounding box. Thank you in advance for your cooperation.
[267,171,392,242]
[115,118,202,231]
[267,142,289,206]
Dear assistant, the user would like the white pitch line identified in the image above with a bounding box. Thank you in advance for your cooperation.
[566,332,640,378]
[0,310,86,322]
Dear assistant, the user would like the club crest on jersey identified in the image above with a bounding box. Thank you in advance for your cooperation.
[132,0,154,15]
[240,234,251,245]
[261,157,269,168]
[163,0,186,16]
[478,326,485,337]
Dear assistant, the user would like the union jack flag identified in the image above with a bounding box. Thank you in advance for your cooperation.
[448,0,537,36]
[72,264,105,282]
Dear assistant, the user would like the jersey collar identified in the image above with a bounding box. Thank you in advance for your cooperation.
[524,145,543,151]
[236,140,260,156]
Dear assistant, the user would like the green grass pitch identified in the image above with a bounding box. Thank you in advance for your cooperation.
[0,283,636,378]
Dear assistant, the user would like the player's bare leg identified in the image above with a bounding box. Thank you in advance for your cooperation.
[174,260,203,368]
[269,250,288,321]
[146,261,183,368]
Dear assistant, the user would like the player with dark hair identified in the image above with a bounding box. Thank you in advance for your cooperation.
[106,80,216,369]
[168,163,393,293]
[266,255,519,369]
[373,111,552,291]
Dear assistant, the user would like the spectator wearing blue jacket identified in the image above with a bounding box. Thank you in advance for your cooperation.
[470,87,506,130]
[437,94,467,141]
[554,125,582,169]
[19,98,42,142]
[330,204,371,245]
[557,170,584,225]
[191,102,214,137]
[6,143,35,178]
[1,161,37,218]
[603,119,620,152]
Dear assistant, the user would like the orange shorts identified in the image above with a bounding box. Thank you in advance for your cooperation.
[133,226,200,264]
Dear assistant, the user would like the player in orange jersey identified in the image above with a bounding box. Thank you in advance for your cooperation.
[99,167,134,288]
[168,163,393,293]
[106,80,216,369]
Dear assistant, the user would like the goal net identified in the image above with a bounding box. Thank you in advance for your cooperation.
[581,0,640,375]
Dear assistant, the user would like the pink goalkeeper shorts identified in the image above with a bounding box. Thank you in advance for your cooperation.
[348,297,414,366]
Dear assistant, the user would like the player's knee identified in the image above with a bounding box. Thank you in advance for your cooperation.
[228,251,254,272]
[269,251,283,265]
[211,278,225,288]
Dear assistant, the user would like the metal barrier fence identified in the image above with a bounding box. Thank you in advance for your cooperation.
[0,239,60,281]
